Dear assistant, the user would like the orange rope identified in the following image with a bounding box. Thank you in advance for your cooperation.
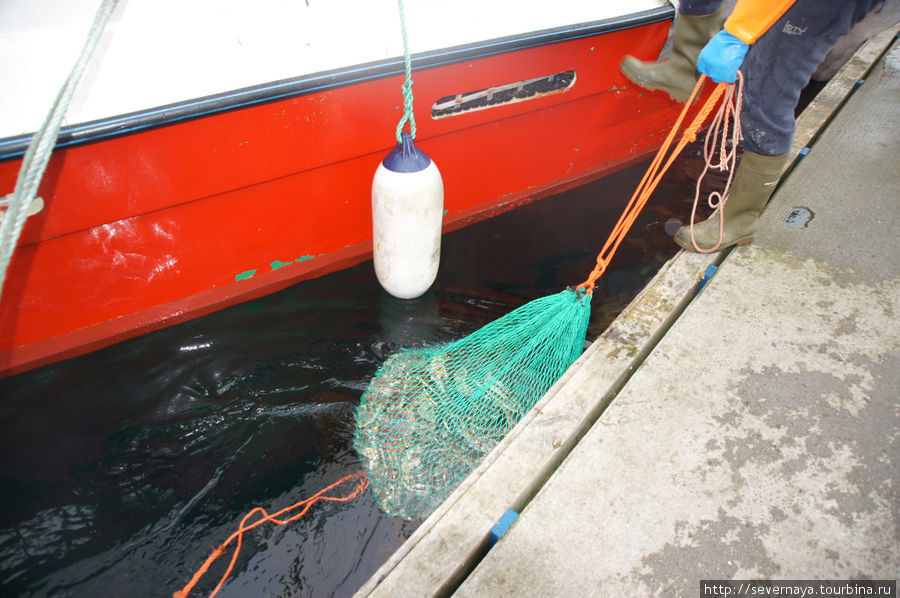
[686,71,744,253]
[578,75,733,294]
[174,471,369,598]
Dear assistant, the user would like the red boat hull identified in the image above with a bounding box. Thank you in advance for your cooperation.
[0,15,692,377]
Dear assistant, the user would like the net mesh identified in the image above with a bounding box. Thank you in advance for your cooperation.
[354,288,591,518]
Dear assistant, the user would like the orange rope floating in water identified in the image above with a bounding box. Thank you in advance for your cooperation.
[174,471,369,598]
[578,75,734,293]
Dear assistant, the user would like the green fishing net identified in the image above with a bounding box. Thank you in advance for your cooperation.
[354,288,592,519]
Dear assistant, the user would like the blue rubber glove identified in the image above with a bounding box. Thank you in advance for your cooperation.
[697,30,749,84]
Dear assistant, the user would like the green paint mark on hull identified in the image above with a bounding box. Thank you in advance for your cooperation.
[270,260,293,270]
[295,255,315,263]
[235,269,257,281]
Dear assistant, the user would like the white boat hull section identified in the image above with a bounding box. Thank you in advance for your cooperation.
[0,0,667,139]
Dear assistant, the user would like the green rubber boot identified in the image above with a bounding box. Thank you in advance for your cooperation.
[620,6,727,103]
[675,151,790,252]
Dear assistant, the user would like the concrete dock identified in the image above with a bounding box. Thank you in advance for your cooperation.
[356,29,899,598]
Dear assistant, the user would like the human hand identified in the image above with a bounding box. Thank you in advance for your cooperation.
[697,30,749,84]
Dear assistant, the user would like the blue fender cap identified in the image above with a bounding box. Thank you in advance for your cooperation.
[382,131,432,173]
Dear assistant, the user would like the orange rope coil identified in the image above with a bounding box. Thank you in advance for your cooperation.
[578,75,735,293]
[174,471,369,598]
[686,71,744,253]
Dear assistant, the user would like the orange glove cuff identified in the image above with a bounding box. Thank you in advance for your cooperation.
[724,0,798,44]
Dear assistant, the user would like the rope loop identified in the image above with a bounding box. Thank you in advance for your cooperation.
[577,75,738,293]
[685,71,744,253]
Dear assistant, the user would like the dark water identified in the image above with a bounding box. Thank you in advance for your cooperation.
[0,147,715,597]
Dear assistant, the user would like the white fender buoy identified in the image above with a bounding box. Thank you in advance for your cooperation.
[372,132,444,299]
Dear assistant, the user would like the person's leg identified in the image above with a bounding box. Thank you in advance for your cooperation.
[741,0,880,157]
[675,0,880,252]
[619,1,728,103]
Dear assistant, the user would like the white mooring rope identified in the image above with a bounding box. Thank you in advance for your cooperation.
[0,0,119,302]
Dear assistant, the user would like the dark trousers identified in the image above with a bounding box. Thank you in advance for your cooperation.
[679,0,880,155]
